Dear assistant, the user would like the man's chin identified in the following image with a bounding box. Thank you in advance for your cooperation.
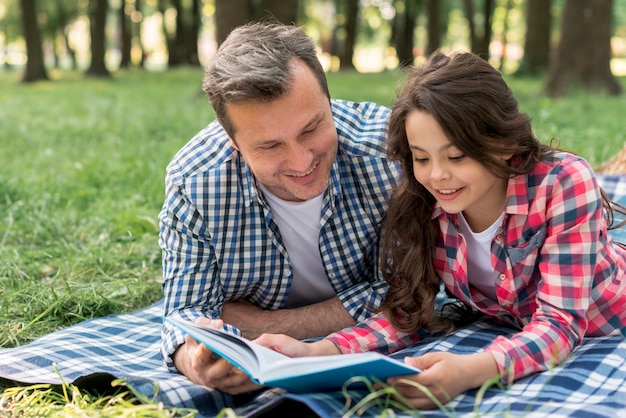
[285,182,328,201]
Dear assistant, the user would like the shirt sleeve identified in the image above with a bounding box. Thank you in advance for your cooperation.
[326,312,426,354]
[157,171,242,370]
[335,235,389,322]
[485,157,605,382]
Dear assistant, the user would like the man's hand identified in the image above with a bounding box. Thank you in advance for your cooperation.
[222,297,356,340]
[172,317,262,394]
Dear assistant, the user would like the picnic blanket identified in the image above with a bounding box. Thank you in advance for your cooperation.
[1,174,625,418]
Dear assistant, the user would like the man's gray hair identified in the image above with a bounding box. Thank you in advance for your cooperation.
[202,22,330,137]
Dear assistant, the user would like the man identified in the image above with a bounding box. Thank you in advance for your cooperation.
[159,21,399,391]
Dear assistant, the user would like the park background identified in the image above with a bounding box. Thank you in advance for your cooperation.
[1,0,626,415]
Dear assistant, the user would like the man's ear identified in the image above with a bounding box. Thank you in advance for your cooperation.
[227,135,239,151]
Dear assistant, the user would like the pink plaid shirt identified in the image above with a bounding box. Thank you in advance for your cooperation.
[327,152,626,382]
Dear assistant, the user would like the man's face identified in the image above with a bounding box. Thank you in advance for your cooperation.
[226,60,337,202]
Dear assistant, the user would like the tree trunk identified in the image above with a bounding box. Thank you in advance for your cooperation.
[463,0,495,59]
[19,0,49,82]
[188,0,200,65]
[168,0,185,66]
[256,0,299,24]
[215,0,251,45]
[86,0,110,77]
[135,0,145,67]
[518,0,551,75]
[338,0,358,70]
[462,0,477,51]
[425,0,440,56]
[119,0,132,68]
[393,0,419,67]
[56,0,77,70]
[546,0,621,97]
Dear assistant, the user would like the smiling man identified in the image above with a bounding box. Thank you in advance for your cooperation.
[158,21,400,391]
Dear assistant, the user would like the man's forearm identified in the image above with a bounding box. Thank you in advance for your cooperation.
[221,297,356,340]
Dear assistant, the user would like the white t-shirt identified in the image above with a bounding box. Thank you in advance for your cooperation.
[458,211,505,301]
[259,184,336,308]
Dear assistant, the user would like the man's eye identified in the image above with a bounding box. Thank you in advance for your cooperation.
[303,125,317,135]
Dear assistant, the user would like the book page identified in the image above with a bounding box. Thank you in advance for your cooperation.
[165,316,289,380]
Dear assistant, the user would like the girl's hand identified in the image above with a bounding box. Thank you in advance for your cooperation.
[387,352,498,409]
[254,334,341,357]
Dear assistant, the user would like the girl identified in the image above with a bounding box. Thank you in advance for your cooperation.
[237,51,626,407]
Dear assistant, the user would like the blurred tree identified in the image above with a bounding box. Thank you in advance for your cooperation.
[332,0,359,70]
[425,0,441,56]
[134,0,146,67]
[214,0,300,46]
[463,0,496,58]
[36,0,79,70]
[546,0,622,97]
[340,0,358,70]
[55,0,78,69]
[167,0,201,66]
[517,0,551,75]
[119,0,132,68]
[19,0,48,81]
[86,0,111,77]
[391,0,420,67]
[255,0,298,23]
[215,0,249,45]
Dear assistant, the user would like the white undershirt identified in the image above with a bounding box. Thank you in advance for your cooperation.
[458,211,505,301]
[259,184,336,308]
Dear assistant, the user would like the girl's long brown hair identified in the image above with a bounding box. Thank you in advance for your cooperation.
[381,51,622,333]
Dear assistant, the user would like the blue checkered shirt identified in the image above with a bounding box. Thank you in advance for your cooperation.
[158,99,399,368]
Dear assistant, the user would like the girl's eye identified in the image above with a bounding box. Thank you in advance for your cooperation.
[449,155,466,161]
[413,157,428,163]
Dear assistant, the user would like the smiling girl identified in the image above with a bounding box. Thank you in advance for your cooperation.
[256,51,626,408]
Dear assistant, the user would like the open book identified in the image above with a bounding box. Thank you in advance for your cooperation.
[165,316,420,393]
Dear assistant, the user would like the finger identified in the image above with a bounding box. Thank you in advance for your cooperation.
[189,339,219,369]
[195,317,224,329]
[214,372,262,394]
[254,333,290,351]
[206,357,240,380]
[404,353,440,369]
[392,380,444,410]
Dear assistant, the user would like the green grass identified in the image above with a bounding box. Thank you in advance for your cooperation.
[0,66,625,416]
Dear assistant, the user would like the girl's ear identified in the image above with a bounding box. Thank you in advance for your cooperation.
[500,152,514,162]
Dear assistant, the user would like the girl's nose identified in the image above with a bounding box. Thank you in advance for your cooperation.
[430,160,450,181]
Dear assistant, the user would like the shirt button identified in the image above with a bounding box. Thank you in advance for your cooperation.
[499,273,507,281]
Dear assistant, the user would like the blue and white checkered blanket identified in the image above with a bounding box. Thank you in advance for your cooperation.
[1,174,625,418]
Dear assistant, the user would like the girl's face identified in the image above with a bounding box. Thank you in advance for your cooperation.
[405,110,509,232]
